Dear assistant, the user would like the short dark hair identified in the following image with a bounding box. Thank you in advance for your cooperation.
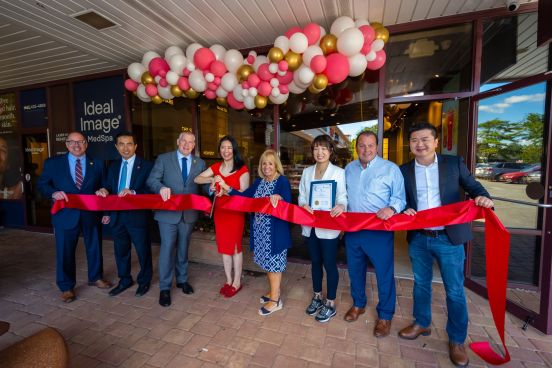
[311,134,337,162]
[218,135,244,172]
[408,122,438,140]
[356,130,378,146]
[115,131,137,144]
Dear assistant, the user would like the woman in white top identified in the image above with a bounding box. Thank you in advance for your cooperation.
[298,134,347,323]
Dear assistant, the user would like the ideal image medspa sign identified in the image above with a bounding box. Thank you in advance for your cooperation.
[73,75,126,160]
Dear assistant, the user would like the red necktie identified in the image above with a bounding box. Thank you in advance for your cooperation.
[75,159,83,190]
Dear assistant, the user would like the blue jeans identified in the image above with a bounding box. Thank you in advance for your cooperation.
[307,229,339,300]
[409,232,468,344]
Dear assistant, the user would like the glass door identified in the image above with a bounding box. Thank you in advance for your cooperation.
[22,133,51,228]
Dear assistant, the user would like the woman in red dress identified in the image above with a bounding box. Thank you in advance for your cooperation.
[195,136,249,297]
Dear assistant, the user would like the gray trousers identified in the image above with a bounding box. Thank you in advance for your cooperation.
[157,220,194,290]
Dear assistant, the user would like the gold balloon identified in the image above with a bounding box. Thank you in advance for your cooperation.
[170,85,183,97]
[216,97,227,106]
[319,34,337,55]
[237,64,254,82]
[284,51,302,71]
[312,74,328,90]
[370,22,384,30]
[254,95,268,109]
[375,27,389,43]
[141,72,154,85]
[151,95,163,104]
[308,84,323,94]
[268,47,284,63]
[185,89,200,99]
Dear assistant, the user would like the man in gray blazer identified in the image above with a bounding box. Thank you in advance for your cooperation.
[147,131,206,307]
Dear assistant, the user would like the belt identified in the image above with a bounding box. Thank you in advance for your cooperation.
[418,229,446,238]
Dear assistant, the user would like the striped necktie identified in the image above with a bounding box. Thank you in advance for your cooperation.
[75,158,83,190]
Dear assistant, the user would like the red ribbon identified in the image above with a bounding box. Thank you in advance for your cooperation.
[51,194,510,364]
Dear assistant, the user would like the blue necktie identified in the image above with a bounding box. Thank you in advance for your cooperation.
[181,157,188,184]
[118,161,127,193]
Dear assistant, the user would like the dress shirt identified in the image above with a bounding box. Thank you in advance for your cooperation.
[68,153,86,183]
[414,154,444,230]
[345,155,406,214]
[118,154,136,190]
[176,151,191,176]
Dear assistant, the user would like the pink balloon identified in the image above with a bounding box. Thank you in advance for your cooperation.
[159,70,167,78]
[246,55,255,64]
[194,47,216,70]
[207,82,218,91]
[209,60,227,77]
[285,26,302,39]
[310,55,327,73]
[124,79,139,91]
[177,77,190,91]
[247,73,261,88]
[159,78,168,87]
[145,84,158,97]
[324,53,350,84]
[182,69,190,77]
[303,23,321,45]
[205,90,216,99]
[227,92,245,109]
[359,25,376,46]
[257,63,273,81]
[367,50,387,70]
[278,84,289,94]
[360,43,371,55]
[149,57,169,77]
[242,81,250,89]
[276,71,293,85]
[257,81,272,97]
[278,60,288,71]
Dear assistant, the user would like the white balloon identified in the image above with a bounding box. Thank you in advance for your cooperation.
[278,69,287,76]
[188,69,206,92]
[242,88,249,97]
[216,87,228,98]
[233,85,245,101]
[269,92,289,104]
[166,71,179,85]
[186,62,196,72]
[210,44,227,60]
[128,62,146,82]
[224,49,244,73]
[165,45,184,59]
[366,50,377,61]
[302,45,323,67]
[186,43,203,60]
[142,51,160,68]
[288,81,307,94]
[318,26,326,43]
[289,32,308,53]
[221,72,238,91]
[268,63,278,74]
[371,39,385,52]
[154,75,162,83]
[168,54,187,75]
[274,35,290,54]
[137,84,149,100]
[244,96,255,110]
[348,53,367,77]
[297,65,315,85]
[249,87,258,97]
[354,19,370,27]
[158,85,174,100]
[205,73,215,83]
[271,87,280,97]
[270,78,279,87]
[138,94,151,103]
[330,16,355,37]
[253,55,269,71]
[337,27,364,56]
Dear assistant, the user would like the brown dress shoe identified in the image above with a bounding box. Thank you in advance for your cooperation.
[344,306,365,322]
[398,324,432,340]
[374,319,392,337]
[449,342,469,367]
[88,279,112,289]
[61,290,75,303]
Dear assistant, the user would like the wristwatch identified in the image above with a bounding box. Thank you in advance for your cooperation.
[389,206,397,214]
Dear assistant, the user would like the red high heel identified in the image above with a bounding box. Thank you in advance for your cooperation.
[220,283,231,295]
[224,285,242,298]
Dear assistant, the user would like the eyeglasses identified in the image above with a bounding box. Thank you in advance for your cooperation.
[66,140,86,146]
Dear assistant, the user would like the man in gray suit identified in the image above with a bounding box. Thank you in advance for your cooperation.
[147,131,206,307]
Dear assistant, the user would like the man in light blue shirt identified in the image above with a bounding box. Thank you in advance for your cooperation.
[343,131,406,338]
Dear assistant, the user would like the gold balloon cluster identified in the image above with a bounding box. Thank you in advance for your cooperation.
[319,34,337,55]
[370,22,390,43]
[237,64,254,82]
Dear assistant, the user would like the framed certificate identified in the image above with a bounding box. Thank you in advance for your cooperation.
[309,180,336,211]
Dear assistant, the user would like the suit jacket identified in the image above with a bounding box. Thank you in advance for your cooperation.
[38,153,105,229]
[104,156,153,227]
[400,154,490,245]
[146,150,206,224]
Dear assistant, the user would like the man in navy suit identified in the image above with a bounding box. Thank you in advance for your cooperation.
[38,131,112,303]
[147,131,206,307]
[398,122,494,367]
[96,131,153,297]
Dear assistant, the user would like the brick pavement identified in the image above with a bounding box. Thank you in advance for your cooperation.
[1,228,552,367]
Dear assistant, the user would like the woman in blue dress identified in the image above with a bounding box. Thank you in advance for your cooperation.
[219,149,292,316]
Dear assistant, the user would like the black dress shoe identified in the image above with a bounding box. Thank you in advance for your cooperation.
[109,282,134,297]
[135,284,150,297]
[177,282,194,294]
[159,290,171,307]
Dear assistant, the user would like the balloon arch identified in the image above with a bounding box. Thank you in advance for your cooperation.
[124,16,389,111]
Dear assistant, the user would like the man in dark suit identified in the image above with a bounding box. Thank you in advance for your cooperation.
[147,131,206,307]
[398,122,494,367]
[38,131,112,303]
[96,131,153,297]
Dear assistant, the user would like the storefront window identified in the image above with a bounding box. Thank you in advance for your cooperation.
[480,12,548,92]
[385,23,473,97]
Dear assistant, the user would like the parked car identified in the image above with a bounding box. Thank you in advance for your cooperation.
[477,162,528,181]
[475,163,493,178]
[524,170,542,184]
[499,165,541,183]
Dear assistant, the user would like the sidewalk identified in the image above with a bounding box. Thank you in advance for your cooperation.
[1,228,551,367]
